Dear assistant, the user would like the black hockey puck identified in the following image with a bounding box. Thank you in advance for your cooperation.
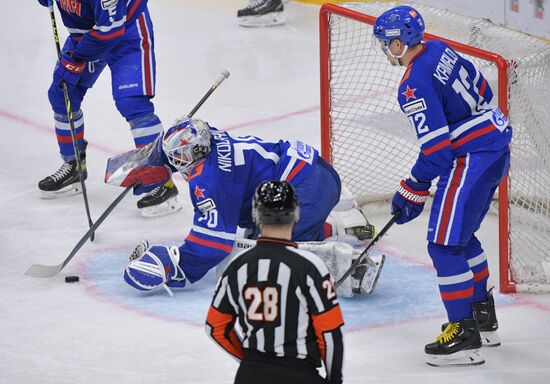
[65,275,80,283]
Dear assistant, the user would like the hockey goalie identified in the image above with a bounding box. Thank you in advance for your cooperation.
[105,117,384,296]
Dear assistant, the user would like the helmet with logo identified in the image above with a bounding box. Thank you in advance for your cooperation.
[373,6,425,47]
[162,118,212,174]
[252,180,300,226]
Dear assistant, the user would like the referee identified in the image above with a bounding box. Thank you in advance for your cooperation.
[205,180,344,384]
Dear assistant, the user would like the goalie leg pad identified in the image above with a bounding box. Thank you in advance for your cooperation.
[327,186,375,241]
[353,254,386,295]
[124,245,186,291]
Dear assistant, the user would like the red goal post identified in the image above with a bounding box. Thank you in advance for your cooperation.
[319,2,550,293]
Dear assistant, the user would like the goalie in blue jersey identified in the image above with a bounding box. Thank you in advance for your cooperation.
[117,118,375,295]
[373,5,512,367]
[36,0,180,217]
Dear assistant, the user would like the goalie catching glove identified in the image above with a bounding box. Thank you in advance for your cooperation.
[124,241,187,291]
[391,178,430,224]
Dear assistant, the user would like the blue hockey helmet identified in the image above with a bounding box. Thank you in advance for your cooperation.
[162,118,212,174]
[373,6,425,47]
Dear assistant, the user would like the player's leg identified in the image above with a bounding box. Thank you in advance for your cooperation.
[108,8,181,217]
[424,242,484,366]
[39,38,105,198]
[423,155,485,366]
[237,0,285,27]
[465,236,500,347]
[460,149,510,346]
[292,157,341,241]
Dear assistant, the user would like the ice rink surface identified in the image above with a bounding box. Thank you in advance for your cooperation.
[2,1,550,383]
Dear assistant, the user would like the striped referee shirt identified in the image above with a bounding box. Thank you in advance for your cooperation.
[205,237,344,384]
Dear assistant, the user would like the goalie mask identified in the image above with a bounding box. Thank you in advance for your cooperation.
[162,118,212,174]
[252,180,299,226]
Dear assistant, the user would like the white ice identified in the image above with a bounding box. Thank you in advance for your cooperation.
[2,1,550,383]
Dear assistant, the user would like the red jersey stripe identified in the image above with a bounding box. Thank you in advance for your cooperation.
[90,28,125,41]
[435,157,466,244]
[187,234,233,253]
[127,0,142,21]
[451,124,496,150]
[422,138,451,156]
[285,160,307,182]
[473,267,489,282]
[137,15,153,96]
[57,132,84,143]
[440,287,473,301]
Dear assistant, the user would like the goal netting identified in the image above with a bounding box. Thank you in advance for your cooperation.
[319,2,550,293]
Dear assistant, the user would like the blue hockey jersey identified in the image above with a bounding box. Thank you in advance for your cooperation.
[52,0,147,60]
[178,128,320,283]
[398,40,512,182]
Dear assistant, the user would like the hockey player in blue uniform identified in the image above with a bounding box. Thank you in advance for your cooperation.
[373,5,511,366]
[37,0,180,217]
[120,118,374,294]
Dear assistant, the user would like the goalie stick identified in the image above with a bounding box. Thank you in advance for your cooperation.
[25,70,231,278]
[334,213,398,289]
[47,0,95,241]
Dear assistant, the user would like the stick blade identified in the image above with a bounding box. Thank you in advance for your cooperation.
[25,263,63,278]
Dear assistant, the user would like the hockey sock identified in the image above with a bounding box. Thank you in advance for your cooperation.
[129,113,163,148]
[55,111,85,162]
[465,235,490,302]
[428,242,474,322]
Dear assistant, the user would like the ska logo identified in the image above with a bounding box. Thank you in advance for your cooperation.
[59,0,82,16]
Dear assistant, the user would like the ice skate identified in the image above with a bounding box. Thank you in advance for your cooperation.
[473,288,501,347]
[441,288,500,347]
[425,319,484,367]
[38,154,87,199]
[137,181,182,218]
[237,0,285,27]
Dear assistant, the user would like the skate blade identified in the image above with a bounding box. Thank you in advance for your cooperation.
[481,331,501,347]
[425,349,485,367]
[238,12,286,27]
[140,196,183,218]
[39,184,82,199]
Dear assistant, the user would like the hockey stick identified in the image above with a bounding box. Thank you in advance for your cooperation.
[47,0,95,241]
[25,70,231,278]
[334,213,398,288]
[186,70,230,119]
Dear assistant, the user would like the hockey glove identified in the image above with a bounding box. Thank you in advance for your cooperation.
[391,178,430,224]
[124,244,187,292]
[54,52,87,89]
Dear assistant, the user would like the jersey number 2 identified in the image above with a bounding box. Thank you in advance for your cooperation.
[244,286,279,322]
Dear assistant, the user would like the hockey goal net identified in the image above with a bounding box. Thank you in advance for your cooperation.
[319,2,550,293]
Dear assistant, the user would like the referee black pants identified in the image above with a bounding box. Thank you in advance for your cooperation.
[234,355,326,384]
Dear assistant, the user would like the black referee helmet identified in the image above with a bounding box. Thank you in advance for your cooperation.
[252,180,299,225]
